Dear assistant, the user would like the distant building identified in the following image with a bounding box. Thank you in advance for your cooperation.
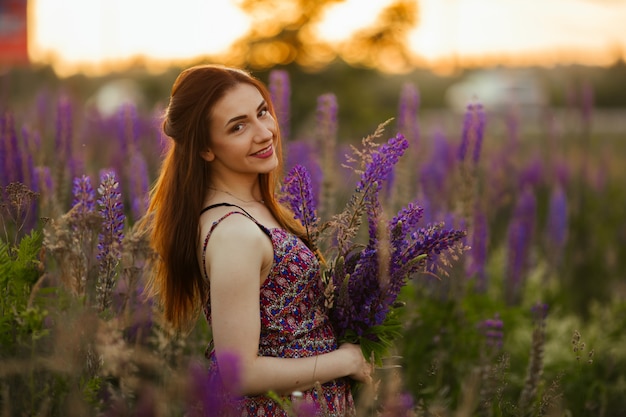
[445,68,547,117]
[0,0,29,67]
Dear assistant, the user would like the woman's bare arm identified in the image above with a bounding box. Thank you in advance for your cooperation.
[205,216,372,396]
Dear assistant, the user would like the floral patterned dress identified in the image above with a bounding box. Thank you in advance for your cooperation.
[201,203,354,416]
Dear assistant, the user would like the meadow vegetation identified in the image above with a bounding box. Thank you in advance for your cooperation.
[1,63,625,416]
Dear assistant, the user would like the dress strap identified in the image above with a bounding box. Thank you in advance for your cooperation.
[201,202,251,216]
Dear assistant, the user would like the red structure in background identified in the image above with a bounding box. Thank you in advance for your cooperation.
[0,0,29,66]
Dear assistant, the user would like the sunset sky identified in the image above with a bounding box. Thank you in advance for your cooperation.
[28,0,626,76]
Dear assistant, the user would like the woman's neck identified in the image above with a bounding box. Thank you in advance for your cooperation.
[208,174,263,203]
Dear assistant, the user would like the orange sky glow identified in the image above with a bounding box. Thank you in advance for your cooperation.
[27,0,626,76]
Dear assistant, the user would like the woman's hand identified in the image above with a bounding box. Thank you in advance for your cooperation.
[338,343,374,385]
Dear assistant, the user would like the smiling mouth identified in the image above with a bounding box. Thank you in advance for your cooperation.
[251,145,272,156]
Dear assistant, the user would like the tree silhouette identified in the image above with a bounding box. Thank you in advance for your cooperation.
[222,0,419,72]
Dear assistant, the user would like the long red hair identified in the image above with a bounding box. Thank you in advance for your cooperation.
[143,64,307,332]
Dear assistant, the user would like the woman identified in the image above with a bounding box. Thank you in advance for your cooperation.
[144,64,372,415]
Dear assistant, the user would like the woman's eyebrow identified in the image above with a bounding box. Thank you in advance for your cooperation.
[225,100,266,127]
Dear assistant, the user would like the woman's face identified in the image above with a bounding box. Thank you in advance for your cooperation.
[203,83,278,178]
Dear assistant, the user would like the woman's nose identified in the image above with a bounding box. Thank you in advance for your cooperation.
[254,117,275,141]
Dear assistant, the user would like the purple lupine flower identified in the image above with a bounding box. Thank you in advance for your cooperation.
[472,105,486,164]
[280,164,319,247]
[505,186,536,305]
[337,247,382,337]
[116,102,139,155]
[215,350,242,394]
[19,126,39,232]
[0,111,24,185]
[315,93,339,220]
[546,184,568,256]
[330,199,466,345]
[96,169,125,311]
[553,159,570,188]
[420,128,454,205]
[291,394,319,417]
[186,354,241,416]
[330,220,466,344]
[72,175,96,214]
[323,129,467,363]
[0,113,7,186]
[357,134,409,244]
[397,82,420,147]
[284,140,323,199]
[114,280,153,345]
[519,155,544,189]
[416,192,434,225]
[457,103,486,164]
[9,113,24,184]
[466,209,489,293]
[55,96,73,163]
[269,69,291,141]
[316,93,338,143]
[506,217,532,305]
[20,126,35,189]
[390,202,424,248]
[398,223,466,277]
[479,313,504,350]
[380,391,415,417]
[187,361,221,417]
[128,151,150,222]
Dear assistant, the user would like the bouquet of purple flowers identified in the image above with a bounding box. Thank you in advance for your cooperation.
[280,124,467,365]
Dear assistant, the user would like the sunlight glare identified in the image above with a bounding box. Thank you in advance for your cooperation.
[409,0,626,66]
[31,0,250,67]
[314,0,396,42]
[26,0,626,75]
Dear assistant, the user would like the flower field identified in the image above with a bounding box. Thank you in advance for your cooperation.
[1,66,625,416]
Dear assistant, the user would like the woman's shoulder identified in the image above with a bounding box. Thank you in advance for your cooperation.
[201,206,264,241]
[201,207,274,280]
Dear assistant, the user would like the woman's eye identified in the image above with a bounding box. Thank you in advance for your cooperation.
[232,123,244,132]
[258,108,268,118]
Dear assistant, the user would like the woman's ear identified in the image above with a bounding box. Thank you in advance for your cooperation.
[200,149,215,162]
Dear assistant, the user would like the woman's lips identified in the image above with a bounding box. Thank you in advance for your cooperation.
[251,144,273,158]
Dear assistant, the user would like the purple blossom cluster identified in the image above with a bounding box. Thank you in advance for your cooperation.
[55,96,80,182]
[284,140,323,199]
[316,93,338,143]
[358,133,410,245]
[397,82,420,146]
[282,133,467,362]
[96,169,125,311]
[530,302,549,325]
[479,314,504,350]
[279,164,319,246]
[1,112,43,193]
[457,103,486,164]
[466,209,489,292]
[128,151,150,222]
[419,129,455,207]
[269,69,291,141]
[506,185,536,305]
[0,112,24,185]
[72,174,96,214]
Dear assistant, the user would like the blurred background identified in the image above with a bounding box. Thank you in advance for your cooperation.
[2,0,626,138]
[2,1,626,414]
